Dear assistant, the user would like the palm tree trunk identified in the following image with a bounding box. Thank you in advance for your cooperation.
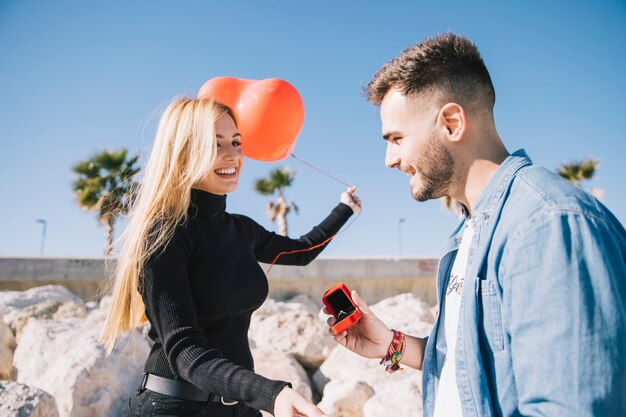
[276,195,289,236]
[104,216,115,256]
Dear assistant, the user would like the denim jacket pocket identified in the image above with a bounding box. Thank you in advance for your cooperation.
[478,278,504,352]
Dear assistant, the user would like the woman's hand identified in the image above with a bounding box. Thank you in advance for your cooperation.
[340,186,362,214]
[274,387,328,417]
[324,290,393,359]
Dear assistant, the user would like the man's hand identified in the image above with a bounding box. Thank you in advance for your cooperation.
[324,290,393,359]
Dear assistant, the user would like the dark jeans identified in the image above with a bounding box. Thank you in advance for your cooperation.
[123,388,262,417]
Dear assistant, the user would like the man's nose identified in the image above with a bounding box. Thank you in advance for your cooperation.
[385,142,400,169]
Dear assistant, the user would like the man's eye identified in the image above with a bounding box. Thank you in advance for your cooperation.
[233,140,242,147]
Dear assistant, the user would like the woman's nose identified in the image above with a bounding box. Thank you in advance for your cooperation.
[222,144,241,160]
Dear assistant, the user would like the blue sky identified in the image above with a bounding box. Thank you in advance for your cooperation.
[1,1,625,258]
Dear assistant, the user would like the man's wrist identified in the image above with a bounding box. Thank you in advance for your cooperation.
[380,330,406,373]
[379,329,395,357]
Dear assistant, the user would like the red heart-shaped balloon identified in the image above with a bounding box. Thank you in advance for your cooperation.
[197,77,304,161]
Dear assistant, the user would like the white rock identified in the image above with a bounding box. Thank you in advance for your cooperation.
[315,346,421,395]
[250,298,335,369]
[13,312,149,417]
[83,296,112,324]
[11,299,87,342]
[85,301,99,313]
[0,285,84,316]
[252,348,313,401]
[287,294,321,315]
[317,379,374,417]
[0,320,16,380]
[0,381,59,417]
[363,376,423,417]
[369,293,435,335]
[0,285,85,329]
[430,304,438,321]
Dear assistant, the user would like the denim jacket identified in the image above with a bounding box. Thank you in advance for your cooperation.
[422,150,626,417]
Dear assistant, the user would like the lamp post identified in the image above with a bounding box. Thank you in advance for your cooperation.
[36,219,47,256]
[398,218,405,256]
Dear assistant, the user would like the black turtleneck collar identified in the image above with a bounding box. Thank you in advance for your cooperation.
[190,188,227,218]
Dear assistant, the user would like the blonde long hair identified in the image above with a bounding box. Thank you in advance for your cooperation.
[99,97,233,352]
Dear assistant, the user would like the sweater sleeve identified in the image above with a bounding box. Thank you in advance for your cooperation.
[249,202,354,265]
[141,226,289,413]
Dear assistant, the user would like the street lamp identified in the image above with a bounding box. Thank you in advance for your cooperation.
[398,218,405,256]
[36,219,47,256]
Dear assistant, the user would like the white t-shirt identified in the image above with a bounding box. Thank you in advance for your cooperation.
[433,220,475,417]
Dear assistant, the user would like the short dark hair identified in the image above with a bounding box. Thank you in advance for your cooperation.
[366,33,495,111]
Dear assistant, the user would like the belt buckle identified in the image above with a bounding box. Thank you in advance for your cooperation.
[221,397,238,406]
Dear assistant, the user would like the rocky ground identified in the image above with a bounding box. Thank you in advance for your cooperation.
[0,285,435,417]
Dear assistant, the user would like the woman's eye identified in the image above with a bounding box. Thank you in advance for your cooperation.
[232,140,241,147]
[392,137,402,144]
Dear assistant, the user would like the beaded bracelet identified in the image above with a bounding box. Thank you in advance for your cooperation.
[380,329,406,373]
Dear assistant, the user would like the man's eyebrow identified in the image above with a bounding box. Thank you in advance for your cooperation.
[383,131,401,141]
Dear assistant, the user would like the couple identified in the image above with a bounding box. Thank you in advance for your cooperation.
[100,33,626,417]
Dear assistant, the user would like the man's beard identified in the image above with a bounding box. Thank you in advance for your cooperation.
[412,134,454,202]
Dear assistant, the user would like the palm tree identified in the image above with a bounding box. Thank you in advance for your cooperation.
[557,158,603,199]
[255,168,298,236]
[557,159,598,187]
[72,149,140,255]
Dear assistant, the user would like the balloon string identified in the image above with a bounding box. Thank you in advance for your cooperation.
[290,153,352,188]
[265,211,361,275]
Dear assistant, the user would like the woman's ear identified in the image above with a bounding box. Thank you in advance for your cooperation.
[437,103,466,143]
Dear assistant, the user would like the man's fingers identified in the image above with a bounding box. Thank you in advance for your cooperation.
[333,330,347,344]
[352,290,371,314]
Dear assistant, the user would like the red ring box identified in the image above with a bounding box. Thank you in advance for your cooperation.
[322,283,362,335]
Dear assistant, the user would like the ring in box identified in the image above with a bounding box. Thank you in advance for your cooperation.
[322,283,362,335]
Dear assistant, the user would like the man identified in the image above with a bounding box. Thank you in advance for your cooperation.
[326,33,626,417]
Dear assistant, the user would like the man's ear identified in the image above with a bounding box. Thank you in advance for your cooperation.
[437,103,466,143]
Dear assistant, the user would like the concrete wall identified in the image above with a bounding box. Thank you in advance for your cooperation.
[0,257,438,305]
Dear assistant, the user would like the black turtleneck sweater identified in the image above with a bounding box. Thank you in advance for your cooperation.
[141,189,353,413]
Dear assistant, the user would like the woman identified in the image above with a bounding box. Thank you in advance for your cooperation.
[100,97,361,417]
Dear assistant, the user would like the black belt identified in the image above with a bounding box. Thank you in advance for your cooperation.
[141,373,238,405]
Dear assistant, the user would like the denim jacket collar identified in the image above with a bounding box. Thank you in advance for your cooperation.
[471,149,532,221]
[441,149,532,255]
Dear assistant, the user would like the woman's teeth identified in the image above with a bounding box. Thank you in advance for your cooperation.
[215,168,236,175]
